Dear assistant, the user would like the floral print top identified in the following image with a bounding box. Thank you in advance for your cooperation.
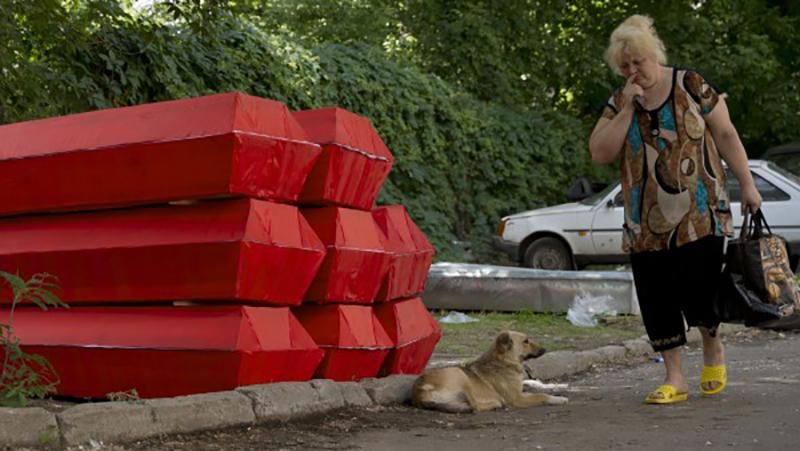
[602,68,734,254]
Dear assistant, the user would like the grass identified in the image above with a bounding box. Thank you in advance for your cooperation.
[431,310,646,358]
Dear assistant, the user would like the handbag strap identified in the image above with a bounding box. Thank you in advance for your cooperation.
[748,209,772,239]
[740,210,750,240]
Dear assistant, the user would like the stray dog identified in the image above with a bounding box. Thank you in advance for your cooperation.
[412,331,568,413]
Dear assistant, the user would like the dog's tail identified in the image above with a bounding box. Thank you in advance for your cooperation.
[412,378,472,413]
[410,377,432,407]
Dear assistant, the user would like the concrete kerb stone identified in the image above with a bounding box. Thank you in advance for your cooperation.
[146,391,256,436]
[236,381,325,422]
[525,350,595,380]
[309,379,346,411]
[359,375,417,405]
[594,345,629,365]
[0,407,59,448]
[57,401,157,447]
[623,338,653,357]
[524,324,751,382]
[337,381,374,408]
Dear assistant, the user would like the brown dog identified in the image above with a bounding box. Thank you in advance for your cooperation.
[412,331,568,413]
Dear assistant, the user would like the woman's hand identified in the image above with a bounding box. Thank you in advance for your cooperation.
[621,75,644,110]
[739,183,762,215]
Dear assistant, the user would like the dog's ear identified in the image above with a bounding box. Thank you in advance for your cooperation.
[495,331,513,352]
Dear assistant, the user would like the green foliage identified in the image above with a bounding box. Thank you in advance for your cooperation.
[433,310,646,355]
[0,272,65,407]
[315,43,592,259]
[651,0,800,153]
[2,0,798,261]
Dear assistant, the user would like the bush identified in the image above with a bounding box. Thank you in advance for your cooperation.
[1,7,601,262]
[315,43,596,259]
[0,272,65,407]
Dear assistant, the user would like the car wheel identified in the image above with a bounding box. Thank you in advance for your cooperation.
[523,237,574,270]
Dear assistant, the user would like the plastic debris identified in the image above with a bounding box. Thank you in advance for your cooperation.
[438,311,479,324]
[523,379,569,392]
[566,291,618,327]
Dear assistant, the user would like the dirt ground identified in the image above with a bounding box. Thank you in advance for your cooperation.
[114,328,800,451]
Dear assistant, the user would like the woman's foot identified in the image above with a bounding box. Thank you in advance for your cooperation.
[645,383,688,404]
[649,347,688,401]
[700,364,727,395]
[700,328,725,392]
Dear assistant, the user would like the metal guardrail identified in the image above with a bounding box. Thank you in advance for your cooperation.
[421,263,640,315]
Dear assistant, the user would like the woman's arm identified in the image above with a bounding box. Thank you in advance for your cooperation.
[589,106,634,164]
[706,97,762,214]
[589,75,642,165]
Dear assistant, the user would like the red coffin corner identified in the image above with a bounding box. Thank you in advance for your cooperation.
[302,207,391,304]
[373,206,435,302]
[0,199,326,305]
[294,304,393,381]
[374,297,441,375]
[293,108,393,210]
[0,92,321,216]
[0,306,324,399]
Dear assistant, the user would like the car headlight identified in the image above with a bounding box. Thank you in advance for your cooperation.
[495,219,507,236]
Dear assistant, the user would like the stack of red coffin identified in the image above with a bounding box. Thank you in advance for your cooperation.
[0,94,439,398]
[292,107,439,381]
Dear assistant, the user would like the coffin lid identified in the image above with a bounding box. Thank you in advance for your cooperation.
[374,298,439,345]
[293,107,393,162]
[0,199,325,253]
[302,207,386,250]
[294,304,393,349]
[0,92,313,160]
[0,306,319,351]
[373,205,433,256]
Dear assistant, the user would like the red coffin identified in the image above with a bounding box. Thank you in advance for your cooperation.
[373,206,435,302]
[0,92,321,216]
[0,199,326,305]
[374,298,441,375]
[302,207,392,304]
[0,306,324,398]
[293,304,393,381]
[293,108,393,210]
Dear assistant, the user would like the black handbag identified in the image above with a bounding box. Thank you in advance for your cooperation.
[715,209,799,326]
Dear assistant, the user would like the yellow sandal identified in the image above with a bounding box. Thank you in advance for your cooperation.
[644,384,688,404]
[700,365,727,395]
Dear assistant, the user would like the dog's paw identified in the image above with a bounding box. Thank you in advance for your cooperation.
[545,395,569,405]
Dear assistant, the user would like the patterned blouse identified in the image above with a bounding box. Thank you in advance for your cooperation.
[602,68,734,254]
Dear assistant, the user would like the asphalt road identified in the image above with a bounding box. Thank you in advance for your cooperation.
[129,330,800,451]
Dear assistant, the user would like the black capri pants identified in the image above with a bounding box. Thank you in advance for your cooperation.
[630,235,726,352]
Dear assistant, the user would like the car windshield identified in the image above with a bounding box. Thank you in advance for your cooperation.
[767,160,800,186]
[579,183,617,206]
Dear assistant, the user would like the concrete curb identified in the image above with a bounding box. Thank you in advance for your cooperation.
[524,323,745,380]
[0,324,749,448]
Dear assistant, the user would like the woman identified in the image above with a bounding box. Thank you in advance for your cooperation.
[589,15,762,404]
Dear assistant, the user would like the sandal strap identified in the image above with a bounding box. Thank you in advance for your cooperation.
[701,365,727,381]
[649,384,678,398]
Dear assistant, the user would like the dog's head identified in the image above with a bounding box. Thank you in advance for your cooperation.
[494,330,546,362]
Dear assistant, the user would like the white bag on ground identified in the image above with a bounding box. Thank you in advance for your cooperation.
[566,292,617,327]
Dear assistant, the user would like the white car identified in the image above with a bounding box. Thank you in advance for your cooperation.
[493,160,800,270]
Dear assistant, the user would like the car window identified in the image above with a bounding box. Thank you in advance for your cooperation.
[767,161,800,186]
[613,190,624,207]
[579,183,617,206]
[725,170,789,202]
[766,153,800,179]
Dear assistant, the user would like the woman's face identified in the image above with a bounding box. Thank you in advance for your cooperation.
[617,51,660,88]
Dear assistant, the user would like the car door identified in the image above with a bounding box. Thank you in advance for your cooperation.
[590,184,625,256]
[726,167,798,242]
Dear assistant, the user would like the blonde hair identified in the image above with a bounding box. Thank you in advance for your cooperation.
[604,15,667,75]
